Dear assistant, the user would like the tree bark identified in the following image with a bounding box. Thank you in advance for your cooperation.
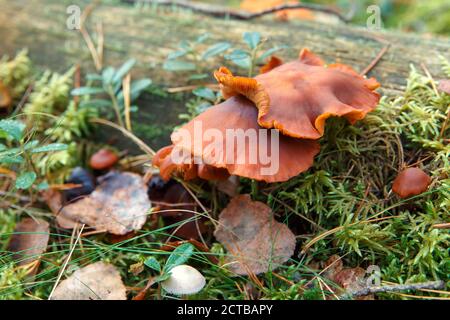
[1,0,449,147]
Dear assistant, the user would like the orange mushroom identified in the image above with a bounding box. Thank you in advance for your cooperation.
[240,0,314,21]
[0,81,12,108]
[152,145,229,181]
[260,56,283,74]
[214,48,380,139]
[392,167,432,198]
[90,148,119,170]
[169,96,320,183]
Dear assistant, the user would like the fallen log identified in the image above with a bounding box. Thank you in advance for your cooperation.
[1,0,449,147]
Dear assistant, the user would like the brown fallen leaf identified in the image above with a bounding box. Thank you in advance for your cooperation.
[44,171,150,235]
[214,194,296,275]
[51,262,127,300]
[7,218,50,269]
[323,255,374,300]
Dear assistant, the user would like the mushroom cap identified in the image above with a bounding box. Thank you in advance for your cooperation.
[152,145,230,181]
[392,167,431,198]
[0,81,12,108]
[171,96,320,183]
[214,48,380,139]
[90,148,119,170]
[161,264,206,295]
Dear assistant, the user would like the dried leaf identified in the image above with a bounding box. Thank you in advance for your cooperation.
[45,171,150,235]
[214,194,296,275]
[323,255,374,300]
[51,262,127,300]
[7,218,49,266]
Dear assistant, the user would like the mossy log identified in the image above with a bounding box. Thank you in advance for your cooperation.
[1,0,449,147]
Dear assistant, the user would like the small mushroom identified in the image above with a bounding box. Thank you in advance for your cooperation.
[90,148,119,170]
[161,265,206,295]
[392,167,431,198]
[214,48,380,139]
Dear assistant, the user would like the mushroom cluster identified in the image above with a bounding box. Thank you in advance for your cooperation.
[153,49,380,183]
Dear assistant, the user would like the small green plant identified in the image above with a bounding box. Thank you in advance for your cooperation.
[163,33,231,80]
[178,86,221,121]
[0,119,68,190]
[144,243,195,283]
[224,32,287,77]
[71,59,152,128]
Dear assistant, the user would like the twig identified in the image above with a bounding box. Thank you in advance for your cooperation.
[79,3,102,71]
[73,64,81,109]
[96,21,104,68]
[360,43,390,76]
[90,118,155,156]
[11,83,33,116]
[166,84,219,93]
[123,73,132,132]
[343,280,445,299]
[122,0,350,23]
[432,222,450,229]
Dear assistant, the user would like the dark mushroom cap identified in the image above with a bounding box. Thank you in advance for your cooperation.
[90,148,119,170]
[392,167,431,198]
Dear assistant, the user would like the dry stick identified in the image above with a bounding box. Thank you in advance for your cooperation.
[123,73,133,132]
[432,222,450,229]
[360,43,390,76]
[73,64,81,109]
[122,0,350,23]
[90,118,156,156]
[48,224,85,299]
[11,83,33,116]
[79,3,102,71]
[167,84,220,93]
[343,280,445,299]
[96,21,104,68]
